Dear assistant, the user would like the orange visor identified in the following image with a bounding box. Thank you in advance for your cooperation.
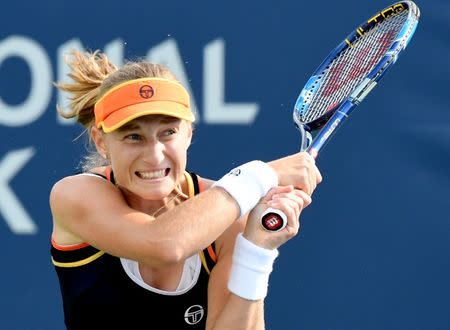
[94,78,195,132]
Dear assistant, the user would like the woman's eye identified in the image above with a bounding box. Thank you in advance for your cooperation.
[163,129,177,136]
[125,133,142,141]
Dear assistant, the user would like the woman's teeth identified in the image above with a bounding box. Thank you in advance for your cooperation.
[136,169,168,179]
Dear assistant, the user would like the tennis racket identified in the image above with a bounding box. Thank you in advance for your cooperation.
[261,1,420,232]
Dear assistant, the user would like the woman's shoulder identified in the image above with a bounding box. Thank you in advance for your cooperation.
[52,166,110,187]
[49,167,122,245]
[50,168,116,208]
[191,173,215,190]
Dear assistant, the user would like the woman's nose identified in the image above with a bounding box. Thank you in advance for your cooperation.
[141,140,165,164]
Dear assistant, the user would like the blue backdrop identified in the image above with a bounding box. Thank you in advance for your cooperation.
[1,0,449,329]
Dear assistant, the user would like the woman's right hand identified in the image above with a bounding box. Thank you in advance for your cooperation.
[268,152,322,196]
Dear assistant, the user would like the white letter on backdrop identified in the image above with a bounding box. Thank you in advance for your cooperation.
[203,39,259,124]
[0,36,52,126]
[0,148,37,234]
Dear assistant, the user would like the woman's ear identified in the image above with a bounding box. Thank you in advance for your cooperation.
[185,122,193,147]
[91,126,108,159]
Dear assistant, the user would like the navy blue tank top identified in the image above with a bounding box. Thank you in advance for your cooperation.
[51,171,217,329]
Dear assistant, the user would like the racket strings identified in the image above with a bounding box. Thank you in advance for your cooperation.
[300,10,409,124]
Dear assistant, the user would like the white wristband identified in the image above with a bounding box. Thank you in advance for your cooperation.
[213,161,278,218]
[228,233,279,301]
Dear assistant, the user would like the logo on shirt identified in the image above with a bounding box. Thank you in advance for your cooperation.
[184,304,204,325]
[228,168,241,176]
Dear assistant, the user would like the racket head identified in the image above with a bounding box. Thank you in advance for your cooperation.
[293,1,420,132]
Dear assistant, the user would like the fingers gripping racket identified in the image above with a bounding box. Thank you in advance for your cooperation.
[262,1,420,232]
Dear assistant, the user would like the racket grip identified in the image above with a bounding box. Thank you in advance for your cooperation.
[261,208,287,232]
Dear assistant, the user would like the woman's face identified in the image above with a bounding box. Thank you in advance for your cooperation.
[100,115,192,200]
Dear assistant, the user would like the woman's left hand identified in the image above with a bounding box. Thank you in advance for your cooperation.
[243,185,312,250]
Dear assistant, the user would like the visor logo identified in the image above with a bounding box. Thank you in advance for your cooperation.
[139,85,154,99]
[184,305,204,325]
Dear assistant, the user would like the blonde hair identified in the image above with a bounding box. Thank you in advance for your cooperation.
[55,50,182,173]
[56,50,177,129]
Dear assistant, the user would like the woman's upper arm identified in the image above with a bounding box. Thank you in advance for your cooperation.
[50,175,171,264]
[205,217,245,328]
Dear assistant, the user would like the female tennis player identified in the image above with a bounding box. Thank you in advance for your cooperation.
[50,51,322,329]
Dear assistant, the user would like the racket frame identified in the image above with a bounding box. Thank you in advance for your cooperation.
[262,1,420,232]
[296,1,420,157]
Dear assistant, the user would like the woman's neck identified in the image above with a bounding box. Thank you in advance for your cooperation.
[119,173,188,216]
[122,190,181,216]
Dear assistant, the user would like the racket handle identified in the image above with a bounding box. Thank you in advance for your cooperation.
[261,208,287,232]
